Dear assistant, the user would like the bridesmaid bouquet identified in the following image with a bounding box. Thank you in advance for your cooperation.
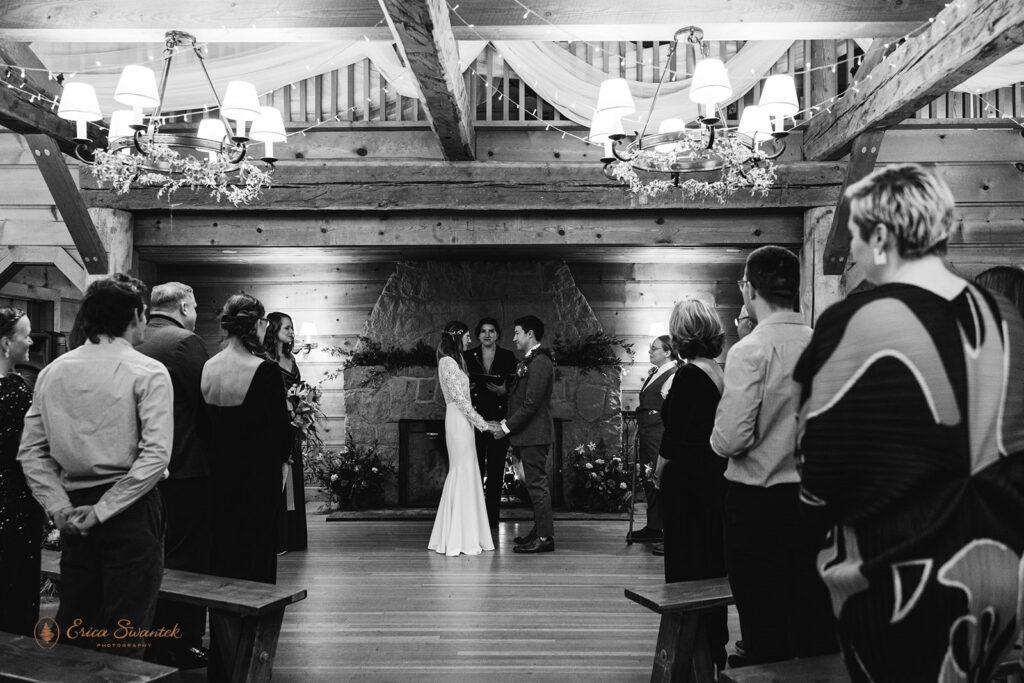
[287,380,326,450]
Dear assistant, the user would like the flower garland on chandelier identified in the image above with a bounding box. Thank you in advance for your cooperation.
[604,135,777,203]
[91,144,273,206]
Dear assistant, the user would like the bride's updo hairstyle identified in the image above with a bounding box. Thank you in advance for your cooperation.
[220,293,268,357]
[436,320,469,369]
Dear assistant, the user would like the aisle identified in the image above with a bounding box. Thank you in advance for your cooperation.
[267,517,676,682]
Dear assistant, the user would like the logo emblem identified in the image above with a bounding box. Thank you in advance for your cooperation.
[34,617,60,649]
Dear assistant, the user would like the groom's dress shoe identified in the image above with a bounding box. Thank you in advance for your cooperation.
[513,537,554,553]
[514,529,537,545]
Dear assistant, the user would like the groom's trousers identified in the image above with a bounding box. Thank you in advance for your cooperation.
[516,444,554,538]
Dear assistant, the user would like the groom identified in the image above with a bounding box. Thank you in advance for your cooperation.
[490,315,555,554]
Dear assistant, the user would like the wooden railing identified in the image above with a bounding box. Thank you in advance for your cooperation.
[167,41,1024,126]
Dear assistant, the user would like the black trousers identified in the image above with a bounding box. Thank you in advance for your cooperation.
[150,477,210,653]
[637,419,664,530]
[475,431,509,527]
[724,482,838,664]
[58,486,164,659]
[516,444,554,538]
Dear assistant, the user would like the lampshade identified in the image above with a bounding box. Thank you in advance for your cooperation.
[689,58,732,105]
[221,81,261,121]
[249,107,286,143]
[588,110,624,144]
[114,65,159,108]
[298,322,319,338]
[108,110,135,138]
[657,118,686,135]
[57,82,102,121]
[758,74,799,118]
[196,117,228,142]
[736,106,774,144]
[596,78,635,116]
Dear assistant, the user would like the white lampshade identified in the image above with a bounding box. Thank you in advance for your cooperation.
[108,110,135,139]
[57,82,102,121]
[758,74,798,118]
[221,81,261,121]
[298,322,319,338]
[197,117,228,142]
[736,105,774,144]
[114,65,159,108]
[689,58,732,105]
[588,110,624,144]
[657,118,686,135]
[596,78,635,116]
[249,107,286,143]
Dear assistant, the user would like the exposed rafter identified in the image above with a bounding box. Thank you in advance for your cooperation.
[380,0,474,160]
[802,0,1024,161]
[0,246,87,291]
[0,0,946,42]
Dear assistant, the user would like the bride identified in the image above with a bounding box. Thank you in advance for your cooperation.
[428,321,496,557]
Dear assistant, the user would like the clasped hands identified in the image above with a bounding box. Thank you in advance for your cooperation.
[53,505,100,536]
[484,421,506,439]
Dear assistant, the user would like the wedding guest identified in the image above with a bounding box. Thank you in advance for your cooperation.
[134,282,211,669]
[631,334,678,546]
[735,305,755,340]
[264,311,308,553]
[710,246,837,666]
[656,300,727,671]
[202,294,292,681]
[19,275,172,657]
[795,164,1024,682]
[0,308,40,636]
[464,317,517,528]
[975,265,1024,317]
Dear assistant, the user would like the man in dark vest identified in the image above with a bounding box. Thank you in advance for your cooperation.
[490,315,555,553]
[135,281,211,669]
[464,317,518,528]
[633,335,679,549]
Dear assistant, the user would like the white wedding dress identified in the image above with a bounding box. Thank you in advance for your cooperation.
[428,356,496,557]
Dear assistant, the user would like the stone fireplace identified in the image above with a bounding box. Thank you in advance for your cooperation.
[343,261,622,506]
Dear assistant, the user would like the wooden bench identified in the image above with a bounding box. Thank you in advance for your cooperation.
[41,549,307,683]
[625,577,734,683]
[0,632,177,682]
[719,651,1023,683]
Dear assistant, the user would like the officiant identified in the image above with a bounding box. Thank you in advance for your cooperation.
[464,318,518,528]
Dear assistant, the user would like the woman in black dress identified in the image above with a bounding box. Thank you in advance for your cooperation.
[264,311,308,553]
[656,298,728,671]
[0,308,40,636]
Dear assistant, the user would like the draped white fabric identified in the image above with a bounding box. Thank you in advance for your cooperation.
[493,40,793,128]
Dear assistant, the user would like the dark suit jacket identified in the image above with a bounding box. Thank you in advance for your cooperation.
[505,348,554,447]
[135,314,211,479]
[464,345,518,421]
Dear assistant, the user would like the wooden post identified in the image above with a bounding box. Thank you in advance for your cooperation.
[87,208,133,280]
[801,206,843,326]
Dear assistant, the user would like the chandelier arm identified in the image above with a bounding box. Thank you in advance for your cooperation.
[639,39,682,140]
[190,43,237,138]
[149,33,182,128]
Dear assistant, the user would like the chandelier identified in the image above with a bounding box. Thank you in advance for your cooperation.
[57,31,286,206]
[591,27,797,203]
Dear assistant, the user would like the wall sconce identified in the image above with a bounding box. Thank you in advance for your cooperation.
[297,322,319,354]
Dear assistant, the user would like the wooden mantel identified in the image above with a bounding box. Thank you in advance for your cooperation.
[80,161,847,212]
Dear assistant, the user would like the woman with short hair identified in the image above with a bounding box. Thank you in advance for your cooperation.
[795,164,1024,682]
[657,298,728,672]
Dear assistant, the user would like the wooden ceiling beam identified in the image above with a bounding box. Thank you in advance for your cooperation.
[80,160,847,211]
[802,0,1024,161]
[0,0,946,42]
[379,0,474,160]
[0,42,108,155]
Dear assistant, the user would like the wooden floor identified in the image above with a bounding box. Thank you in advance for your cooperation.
[253,516,739,682]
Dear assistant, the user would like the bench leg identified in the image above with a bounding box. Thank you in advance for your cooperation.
[210,609,285,683]
[650,613,716,683]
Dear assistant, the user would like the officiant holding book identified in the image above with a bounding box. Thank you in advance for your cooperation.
[464,317,517,528]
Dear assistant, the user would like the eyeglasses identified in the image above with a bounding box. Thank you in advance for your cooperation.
[258,317,269,324]
[734,316,751,328]
[649,346,666,353]
[736,278,749,289]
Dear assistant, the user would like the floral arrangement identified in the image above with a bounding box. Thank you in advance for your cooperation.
[287,380,325,450]
[571,441,632,512]
[552,332,635,374]
[91,143,273,206]
[304,431,395,510]
[606,135,777,204]
[324,337,437,387]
